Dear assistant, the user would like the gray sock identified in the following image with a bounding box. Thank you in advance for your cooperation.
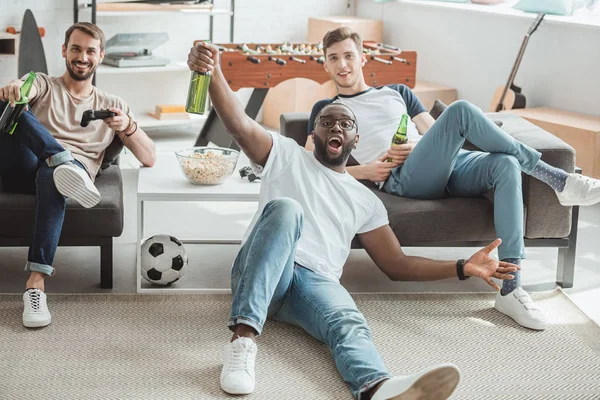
[530,161,569,192]
[501,258,521,296]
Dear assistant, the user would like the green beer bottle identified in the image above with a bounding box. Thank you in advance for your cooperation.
[388,114,408,162]
[0,71,36,135]
[185,40,212,115]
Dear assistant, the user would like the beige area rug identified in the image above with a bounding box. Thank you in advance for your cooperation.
[1,290,600,399]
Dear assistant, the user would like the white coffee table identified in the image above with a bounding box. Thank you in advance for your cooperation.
[136,152,260,293]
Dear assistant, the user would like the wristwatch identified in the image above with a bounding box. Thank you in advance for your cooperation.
[456,259,470,280]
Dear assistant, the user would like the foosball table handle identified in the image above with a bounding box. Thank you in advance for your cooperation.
[268,56,286,66]
[247,56,261,64]
[377,43,400,51]
[371,56,392,65]
[392,56,410,65]
[289,56,306,64]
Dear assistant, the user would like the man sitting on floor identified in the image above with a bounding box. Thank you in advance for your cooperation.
[0,22,156,328]
[187,40,520,400]
[305,27,600,332]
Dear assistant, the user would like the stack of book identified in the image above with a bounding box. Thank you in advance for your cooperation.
[149,105,190,120]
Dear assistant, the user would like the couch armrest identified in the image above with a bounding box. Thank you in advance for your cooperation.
[491,113,575,239]
[280,112,310,146]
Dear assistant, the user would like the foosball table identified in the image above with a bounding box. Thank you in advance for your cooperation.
[195,41,417,148]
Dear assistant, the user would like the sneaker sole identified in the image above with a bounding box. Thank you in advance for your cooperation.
[23,316,51,328]
[387,365,460,400]
[558,196,600,207]
[494,303,547,331]
[54,167,100,208]
[220,382,255,395]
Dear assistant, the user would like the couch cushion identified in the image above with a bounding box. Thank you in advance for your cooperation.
[351,189,498,247]
[0,164,124,238]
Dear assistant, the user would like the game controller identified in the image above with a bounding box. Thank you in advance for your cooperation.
[80,109,117,127]
[239,166,260,182]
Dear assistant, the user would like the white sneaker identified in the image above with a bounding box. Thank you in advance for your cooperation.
[220,337,257,394]
[53,162,100,208]
[371,363,460,400]
[556,173,600,206]
[494,287,548,330]
[22,289,51,328]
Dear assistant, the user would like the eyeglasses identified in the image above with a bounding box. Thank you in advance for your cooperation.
[316,116,357,131]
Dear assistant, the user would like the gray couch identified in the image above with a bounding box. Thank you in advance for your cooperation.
[280,112,579,288]
[0,136,125,289]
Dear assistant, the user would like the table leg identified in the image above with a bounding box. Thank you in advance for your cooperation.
[136,199,144,293]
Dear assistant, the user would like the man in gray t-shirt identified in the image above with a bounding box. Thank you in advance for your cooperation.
[0,22,156,329]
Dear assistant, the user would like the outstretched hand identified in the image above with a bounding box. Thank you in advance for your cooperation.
[464,239,520,291]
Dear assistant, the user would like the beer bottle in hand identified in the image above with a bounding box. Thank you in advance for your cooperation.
[388,114,408,162]
[0,71,36,135]
[186,40,212,115]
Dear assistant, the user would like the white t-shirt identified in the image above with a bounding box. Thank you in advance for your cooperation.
[243,132,389,282]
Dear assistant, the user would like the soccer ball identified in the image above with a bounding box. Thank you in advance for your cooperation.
[140,234,188,286]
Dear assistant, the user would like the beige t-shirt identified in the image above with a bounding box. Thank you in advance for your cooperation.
[28,73,133,180]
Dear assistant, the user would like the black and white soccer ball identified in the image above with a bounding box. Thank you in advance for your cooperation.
[140,234,188,286]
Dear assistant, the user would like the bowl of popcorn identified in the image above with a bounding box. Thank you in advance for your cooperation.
[175,147,239,185]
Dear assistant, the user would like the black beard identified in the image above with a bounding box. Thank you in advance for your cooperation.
[313,134,354,168]
[66,60,97,81]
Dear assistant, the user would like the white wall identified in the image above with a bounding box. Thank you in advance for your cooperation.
[357,1,600,117]
[0,0,350,117]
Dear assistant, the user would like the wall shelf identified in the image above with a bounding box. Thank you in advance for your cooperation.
[74,1,235,129]
[97,62,189,74]
[0,32,17,55]
[138,114,207,129]
[74,1,236,42]
[77,6,233,17]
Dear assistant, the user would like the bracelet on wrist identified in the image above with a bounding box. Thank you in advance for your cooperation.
[116,114,133,135]
[456,259,470,281]
[124,121,138,137]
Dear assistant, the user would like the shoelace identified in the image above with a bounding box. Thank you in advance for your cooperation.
[229,343,255,372]
[574,176,600,193]
[26,290,42,312]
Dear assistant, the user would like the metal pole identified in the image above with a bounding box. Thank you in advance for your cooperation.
[230,0,235,43]
[92,0,96,24]
[74,0,79,23]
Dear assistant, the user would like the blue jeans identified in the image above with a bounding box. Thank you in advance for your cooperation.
[229,198,391,399]
[383,100,542,260]
[0,102,77,276]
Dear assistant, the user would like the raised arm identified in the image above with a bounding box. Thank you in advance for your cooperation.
[187,42,272,166]
[358,225,519,290]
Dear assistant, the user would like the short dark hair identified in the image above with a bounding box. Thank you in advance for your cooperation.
[64,22,106,51]
[314,103,358,131]
[322,27,362,57]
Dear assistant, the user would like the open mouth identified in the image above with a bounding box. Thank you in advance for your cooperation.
[327,136,343,154]
[338,71,350,79]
